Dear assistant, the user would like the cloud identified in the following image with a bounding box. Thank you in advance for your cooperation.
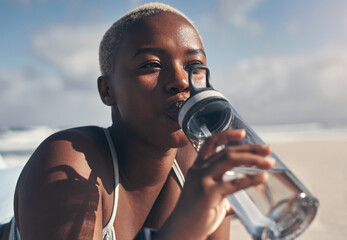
[10,0,46,5]
[1,66,112,126]
[218,0,264,34]
[213,46,347,124]
[0,23,113,126]
[285,19,301,36]
[195,0,264,46]
[31,24,106,90]
[0,65,111,126]
[128,0,143,8]
[2,6,346,127]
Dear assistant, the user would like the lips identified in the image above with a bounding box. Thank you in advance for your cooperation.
[165,100,185,121]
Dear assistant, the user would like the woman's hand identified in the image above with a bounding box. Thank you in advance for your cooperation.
[157,129,274,240]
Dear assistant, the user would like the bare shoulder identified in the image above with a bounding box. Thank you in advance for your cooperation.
[17,126,110,187]
[15,126,112,240]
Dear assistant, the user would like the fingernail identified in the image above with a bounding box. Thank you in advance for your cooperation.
[216,145,225,152]
[263,172,269,181]
[262,145,272,151]
[265,156,276,166]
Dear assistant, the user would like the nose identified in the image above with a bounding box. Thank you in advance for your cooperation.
[164,65,189,94]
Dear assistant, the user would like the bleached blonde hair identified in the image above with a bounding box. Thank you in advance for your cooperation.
[99,2,195,76]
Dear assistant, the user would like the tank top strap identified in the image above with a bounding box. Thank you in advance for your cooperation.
[9,217,20,240]
[102,128,119,240]
[172,159,185,189]
[101,127,186,240]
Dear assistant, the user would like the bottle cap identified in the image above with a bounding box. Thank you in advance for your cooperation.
[178,64,234,141]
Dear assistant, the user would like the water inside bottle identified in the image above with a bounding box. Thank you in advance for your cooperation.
[190,126,318,239]
[188,123,211,151]
[227,168,318,240]
[184,99,232,151]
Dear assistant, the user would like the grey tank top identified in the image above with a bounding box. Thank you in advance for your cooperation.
[9,128,186,240]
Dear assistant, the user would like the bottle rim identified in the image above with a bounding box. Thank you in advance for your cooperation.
[178,89,229,127]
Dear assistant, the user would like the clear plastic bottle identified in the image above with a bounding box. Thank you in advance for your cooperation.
[178,64,319,240]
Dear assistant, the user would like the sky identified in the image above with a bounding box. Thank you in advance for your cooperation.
[0,0,346,127]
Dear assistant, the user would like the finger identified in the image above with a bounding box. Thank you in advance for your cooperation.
[197,129,246,161]
[193,144,272,171]
[207,151,275,178]
[218,172,269,195]
[221,198,234,216]
[228,144,272,156]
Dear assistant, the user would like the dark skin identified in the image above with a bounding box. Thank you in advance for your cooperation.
[7,13,274,240]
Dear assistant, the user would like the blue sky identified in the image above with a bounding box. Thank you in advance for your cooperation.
[1,0,346,127]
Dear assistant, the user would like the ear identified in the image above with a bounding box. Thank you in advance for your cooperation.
[97,76,116,106]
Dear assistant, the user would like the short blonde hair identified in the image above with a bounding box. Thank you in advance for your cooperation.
[99,2,195,76]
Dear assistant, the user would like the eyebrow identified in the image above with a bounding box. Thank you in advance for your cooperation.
[132,47,206,58]
[185,49,206,57]
[133,48,165,58]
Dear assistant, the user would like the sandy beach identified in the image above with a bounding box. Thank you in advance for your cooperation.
[230,136,347,239]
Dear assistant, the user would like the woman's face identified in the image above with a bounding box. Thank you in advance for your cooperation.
[109,13,206,149]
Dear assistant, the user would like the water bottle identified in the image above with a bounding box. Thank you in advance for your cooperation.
[178,64,319,240]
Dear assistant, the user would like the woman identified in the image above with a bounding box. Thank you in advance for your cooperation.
[2,3,274,240]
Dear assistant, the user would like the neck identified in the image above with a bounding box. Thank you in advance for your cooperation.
[109,123,177,191]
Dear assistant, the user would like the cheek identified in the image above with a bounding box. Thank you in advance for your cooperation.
[137,73,160,90]
[115,81,158,120]
[112,67,162,121]
[121,73,159,94]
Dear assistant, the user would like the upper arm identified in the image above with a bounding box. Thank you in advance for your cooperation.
[16,130,105,240]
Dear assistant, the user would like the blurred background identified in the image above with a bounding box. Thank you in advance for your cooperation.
[0,0,346,239]
[1,0,347,127]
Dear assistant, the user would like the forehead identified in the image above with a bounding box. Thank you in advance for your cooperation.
[117,13,203,58]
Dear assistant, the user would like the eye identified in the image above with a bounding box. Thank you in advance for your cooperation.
[185,62,207,88]
[140,61,162,69]
[184,62,204,72]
